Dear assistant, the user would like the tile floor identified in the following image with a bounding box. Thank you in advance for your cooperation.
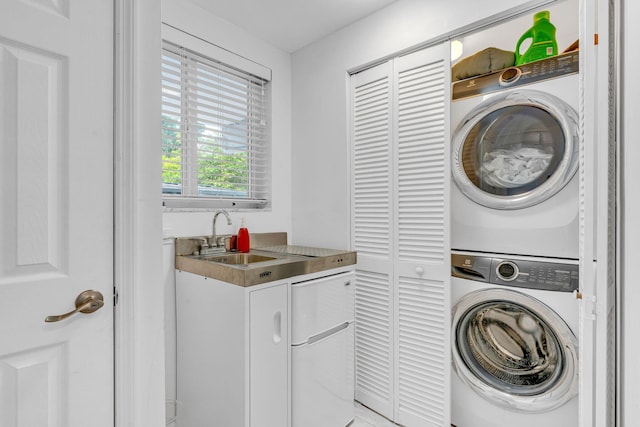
[351,401,399,427]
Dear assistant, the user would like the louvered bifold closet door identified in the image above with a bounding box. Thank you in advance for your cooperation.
[393,45,450,427]
[351,61,395,420]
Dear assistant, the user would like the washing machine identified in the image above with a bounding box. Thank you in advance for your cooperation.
[450,250,579,427]
[451,50,580,259]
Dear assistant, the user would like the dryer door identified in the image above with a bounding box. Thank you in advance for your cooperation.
[452,90,578,209]
[452,288,578,412]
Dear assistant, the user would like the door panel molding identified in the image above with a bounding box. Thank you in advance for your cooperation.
[0,40,67,282]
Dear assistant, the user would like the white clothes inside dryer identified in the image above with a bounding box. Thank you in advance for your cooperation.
[460,104,566,196]
[482,147,553,187]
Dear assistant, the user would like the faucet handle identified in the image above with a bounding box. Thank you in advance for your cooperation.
[215,236,227,247]
[196,237,209,249]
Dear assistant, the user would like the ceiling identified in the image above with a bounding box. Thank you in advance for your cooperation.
[189,0,399,53]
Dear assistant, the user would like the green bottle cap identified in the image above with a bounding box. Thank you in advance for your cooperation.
[534,10,550,22]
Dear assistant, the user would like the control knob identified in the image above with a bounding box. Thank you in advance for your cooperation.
[496,261,519,281]
[499,67,522,86]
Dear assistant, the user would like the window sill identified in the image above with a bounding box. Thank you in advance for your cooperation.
[162,197,269,211]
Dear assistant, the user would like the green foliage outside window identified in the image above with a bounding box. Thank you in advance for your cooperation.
[162,115,249,194]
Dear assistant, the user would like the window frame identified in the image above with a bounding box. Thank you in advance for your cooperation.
[161,24,272,210]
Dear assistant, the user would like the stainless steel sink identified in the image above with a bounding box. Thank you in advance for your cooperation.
[175,238,357,286]
[203,253,277,265]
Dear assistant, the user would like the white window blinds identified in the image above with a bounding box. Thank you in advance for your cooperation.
[161,36,271,209]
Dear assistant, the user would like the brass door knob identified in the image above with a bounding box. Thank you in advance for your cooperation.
[45,290,105,323]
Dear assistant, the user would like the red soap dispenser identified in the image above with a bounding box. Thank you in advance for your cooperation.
[237,218,250,253]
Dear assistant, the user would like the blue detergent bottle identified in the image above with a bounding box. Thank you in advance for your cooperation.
[514,10,558,65]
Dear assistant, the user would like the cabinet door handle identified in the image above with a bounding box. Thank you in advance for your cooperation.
[273,310,282,344]
[308,321,350,345]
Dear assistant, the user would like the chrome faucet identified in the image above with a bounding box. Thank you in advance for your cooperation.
[212,210,232,247]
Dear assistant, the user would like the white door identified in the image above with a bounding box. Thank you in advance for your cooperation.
[351,44,450,427]
[0,1,114,426]
[393,45,450,427]
[351,60,395,420]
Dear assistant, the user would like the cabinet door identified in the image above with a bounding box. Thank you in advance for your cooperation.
[292,323,354,427]
[291,271,354,344]
[250,284,289,427]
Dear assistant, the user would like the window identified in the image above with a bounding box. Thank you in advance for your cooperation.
[161,29,271,209]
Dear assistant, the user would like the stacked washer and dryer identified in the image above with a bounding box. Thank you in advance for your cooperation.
[449,30,582,427]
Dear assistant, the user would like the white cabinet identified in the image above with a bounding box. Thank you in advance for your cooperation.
[350,43,451,427]
[175,271,289,427]
[250,283,289,427]
[176,266,357,427]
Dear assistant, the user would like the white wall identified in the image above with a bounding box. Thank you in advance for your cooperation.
[161,0,293,239]
[290,0,553,249]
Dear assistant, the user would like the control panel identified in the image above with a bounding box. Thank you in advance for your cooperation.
[452,252,579,292]
[451,50,579,101]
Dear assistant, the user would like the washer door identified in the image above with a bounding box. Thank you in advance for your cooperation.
[452,289,578,412]
[452,90,578,209]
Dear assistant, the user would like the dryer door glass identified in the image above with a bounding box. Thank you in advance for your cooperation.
[460,105,564,197]
[451,90,579,210]
[456,300,564,396]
